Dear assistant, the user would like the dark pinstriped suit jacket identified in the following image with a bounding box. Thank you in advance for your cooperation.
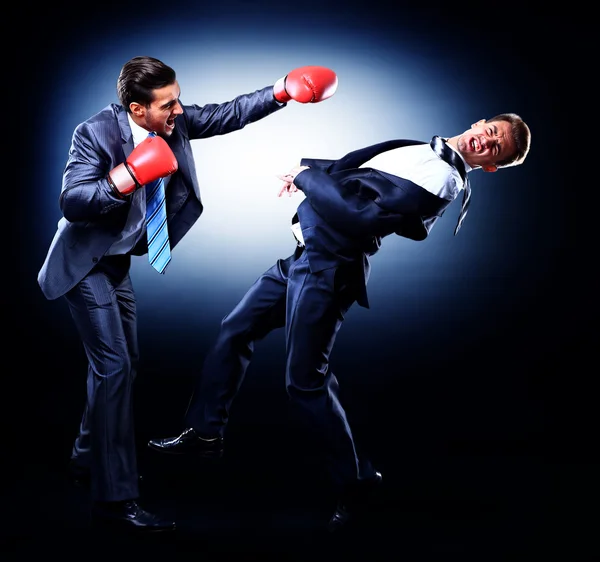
[293,140,455,308]
[38,86,284,301]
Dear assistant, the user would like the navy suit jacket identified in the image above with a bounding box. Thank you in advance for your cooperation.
[38,86,284,300]
[293,139,454,308]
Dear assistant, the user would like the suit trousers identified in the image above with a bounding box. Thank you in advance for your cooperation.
[63,254,140,502]
[185,247,376,488]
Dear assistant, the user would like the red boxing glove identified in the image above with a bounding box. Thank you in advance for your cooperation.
[108,135,178,196]
[273,66,338,104]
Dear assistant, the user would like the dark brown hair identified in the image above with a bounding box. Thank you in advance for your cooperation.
[117,56,177,113]
[487,113,531,168]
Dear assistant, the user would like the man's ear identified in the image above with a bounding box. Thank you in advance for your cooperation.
[482,164,498,173]
[472,118,487,128]
[130,102,145,117]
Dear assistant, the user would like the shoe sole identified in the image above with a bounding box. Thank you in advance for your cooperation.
[147,443,223,459]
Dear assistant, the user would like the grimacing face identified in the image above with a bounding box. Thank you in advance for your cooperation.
[130,81,184,138]
[456,119,516,172]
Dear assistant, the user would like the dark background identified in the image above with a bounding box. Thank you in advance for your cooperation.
[7,1,594,561]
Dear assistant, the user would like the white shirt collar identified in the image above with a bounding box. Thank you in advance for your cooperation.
[127,113,152,147]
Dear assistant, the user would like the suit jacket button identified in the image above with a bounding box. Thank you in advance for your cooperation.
[92,257,98,263]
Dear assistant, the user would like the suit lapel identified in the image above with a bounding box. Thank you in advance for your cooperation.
[117,107,135,158]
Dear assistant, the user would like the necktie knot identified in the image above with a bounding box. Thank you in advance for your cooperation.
[430,136,471,236]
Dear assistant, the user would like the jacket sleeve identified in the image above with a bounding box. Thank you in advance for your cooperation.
[59,122,130,223]
[184,86,285,139]
[293,168,414,238]
[300,157,335,171]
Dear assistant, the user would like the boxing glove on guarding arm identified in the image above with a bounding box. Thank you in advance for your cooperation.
[108,135,178,197]
[273,66,338,104]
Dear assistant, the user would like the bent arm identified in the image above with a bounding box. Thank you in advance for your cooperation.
[185,86,285,139]
[59,124,129,223]
[293,168,410,238]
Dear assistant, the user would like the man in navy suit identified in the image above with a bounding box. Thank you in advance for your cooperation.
[148,113,531,531]
[37,55,337,532]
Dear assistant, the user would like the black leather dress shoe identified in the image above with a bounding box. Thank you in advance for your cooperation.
[147,427,223,458]
[91,500,175,532]
[68,460,143,490]
[328,471,383,533]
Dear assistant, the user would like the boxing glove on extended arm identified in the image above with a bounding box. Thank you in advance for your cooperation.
[108,135,178,197]
[273,66,338,104]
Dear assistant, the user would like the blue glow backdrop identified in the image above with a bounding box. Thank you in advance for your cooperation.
[10,3,595,558]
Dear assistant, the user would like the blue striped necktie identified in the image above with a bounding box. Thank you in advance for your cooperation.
[430,135,471,236]
[145,132,171,273]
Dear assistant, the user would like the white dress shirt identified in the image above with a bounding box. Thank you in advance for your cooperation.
[360,141,470,201]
